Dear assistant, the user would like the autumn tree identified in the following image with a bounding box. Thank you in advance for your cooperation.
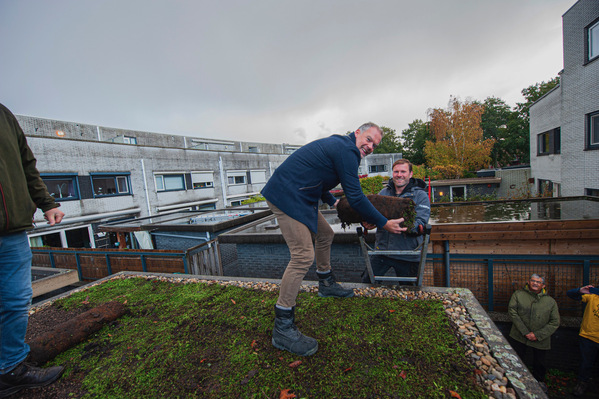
[400,119,431,165]
[373,126,403,154]
[424,97,495,178]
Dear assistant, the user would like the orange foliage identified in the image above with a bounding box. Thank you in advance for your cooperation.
[425,97,495,178]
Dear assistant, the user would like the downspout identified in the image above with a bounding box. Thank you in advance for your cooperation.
[96,126,102,141]
[140,159,152,217]
[219,156,227,207]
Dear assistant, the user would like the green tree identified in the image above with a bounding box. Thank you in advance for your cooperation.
[400,119,431,165]
[515,76,560,123]
[373,126,403,154]
[510,76,560,164]
[479,97,526,167]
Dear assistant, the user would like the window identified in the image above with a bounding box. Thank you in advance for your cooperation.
[248,146,258,153]
[586,188,599,197]
[587,111,599,150]
[227,171,247,185]
[29,225,94,248]
[155,173,186,191]
[538,179,554,197]
[249,170,266,184]
[368,164,387,173]
[191,172,214,189]
[450,186,466,202]
[91,173,131,196]
[537,128,561,155]
[123,136,137,144]
[588,19,599,62]
[41,174,79,201]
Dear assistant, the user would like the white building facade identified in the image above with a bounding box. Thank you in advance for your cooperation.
[530,0,599,197]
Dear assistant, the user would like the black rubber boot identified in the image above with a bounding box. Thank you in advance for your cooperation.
[272,306,318,356]
[0,361,64,398]
[318,272,355,298]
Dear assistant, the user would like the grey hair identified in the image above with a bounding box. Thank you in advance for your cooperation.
[531,274,545,284]
[357,122,383,137]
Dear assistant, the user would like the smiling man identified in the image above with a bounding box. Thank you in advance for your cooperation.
[361,159,430,283]
[508,274,560,393]
[261,122,406,356]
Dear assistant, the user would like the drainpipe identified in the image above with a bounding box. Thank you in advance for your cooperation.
[96,126,102,141]
[140,159,152,217]
[219,156,227,207]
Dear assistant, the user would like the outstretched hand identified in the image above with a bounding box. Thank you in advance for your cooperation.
[383,218,407,235]
[44,208,65,225]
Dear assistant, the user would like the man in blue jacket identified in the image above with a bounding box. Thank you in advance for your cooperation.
[261,122,406,356]
[361,159,430,283]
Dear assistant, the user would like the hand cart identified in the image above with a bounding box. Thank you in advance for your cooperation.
[357,224,432,286]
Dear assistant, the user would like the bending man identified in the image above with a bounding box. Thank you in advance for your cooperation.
[261,122,405,356]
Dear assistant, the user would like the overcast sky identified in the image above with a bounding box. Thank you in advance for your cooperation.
[0,0,574,145]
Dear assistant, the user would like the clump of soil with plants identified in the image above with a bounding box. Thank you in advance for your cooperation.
[20,277,486,398]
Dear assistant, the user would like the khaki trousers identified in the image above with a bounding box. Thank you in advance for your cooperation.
[267,201,335,308]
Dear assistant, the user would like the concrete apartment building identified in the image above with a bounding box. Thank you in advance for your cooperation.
[17,114,299,249]
[17,114,401,249]
[529,0,599,197]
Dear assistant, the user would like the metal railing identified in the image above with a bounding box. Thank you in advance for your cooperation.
[32,240,223,281]
[427,252,599,315]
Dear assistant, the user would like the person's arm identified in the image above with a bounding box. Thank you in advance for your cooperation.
[331,147,404,232]
[321,191,337,207]
[12,112,60,213]
[567,286,594,300]
[508,292,531,337]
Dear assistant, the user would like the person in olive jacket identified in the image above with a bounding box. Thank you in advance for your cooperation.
[0,103,65,397]
[508,274,560,390]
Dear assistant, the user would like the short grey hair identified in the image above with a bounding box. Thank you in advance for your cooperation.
[530,274,545,284]
[357,122,383,137]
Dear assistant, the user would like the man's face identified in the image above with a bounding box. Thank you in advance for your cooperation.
[392,163,413,190]
[355,127,382,158]
[528,277,545,293]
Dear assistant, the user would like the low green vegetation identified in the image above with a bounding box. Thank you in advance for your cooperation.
[241,194,266,205]
[359,175,385,195]
[46,277,486,398]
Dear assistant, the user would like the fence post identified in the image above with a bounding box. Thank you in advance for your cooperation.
[487,259,494,312]
[105,254,113,275]
[75,253,83,281]
[183,255,189,274]
[444,241,450,287]
[583,259,590,286]
[49,251,56,268]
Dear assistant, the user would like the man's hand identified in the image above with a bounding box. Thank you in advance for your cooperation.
[525,332,537,341]
[383,218,407,234]
[44,208,65,226]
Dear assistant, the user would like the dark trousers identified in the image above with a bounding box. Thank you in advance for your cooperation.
[579,336,599,382]
[510,339,548,382]
[361,255,417,284]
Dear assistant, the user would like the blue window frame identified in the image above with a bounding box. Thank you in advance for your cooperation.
[90,173,132,197]
[41,173,80,201]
